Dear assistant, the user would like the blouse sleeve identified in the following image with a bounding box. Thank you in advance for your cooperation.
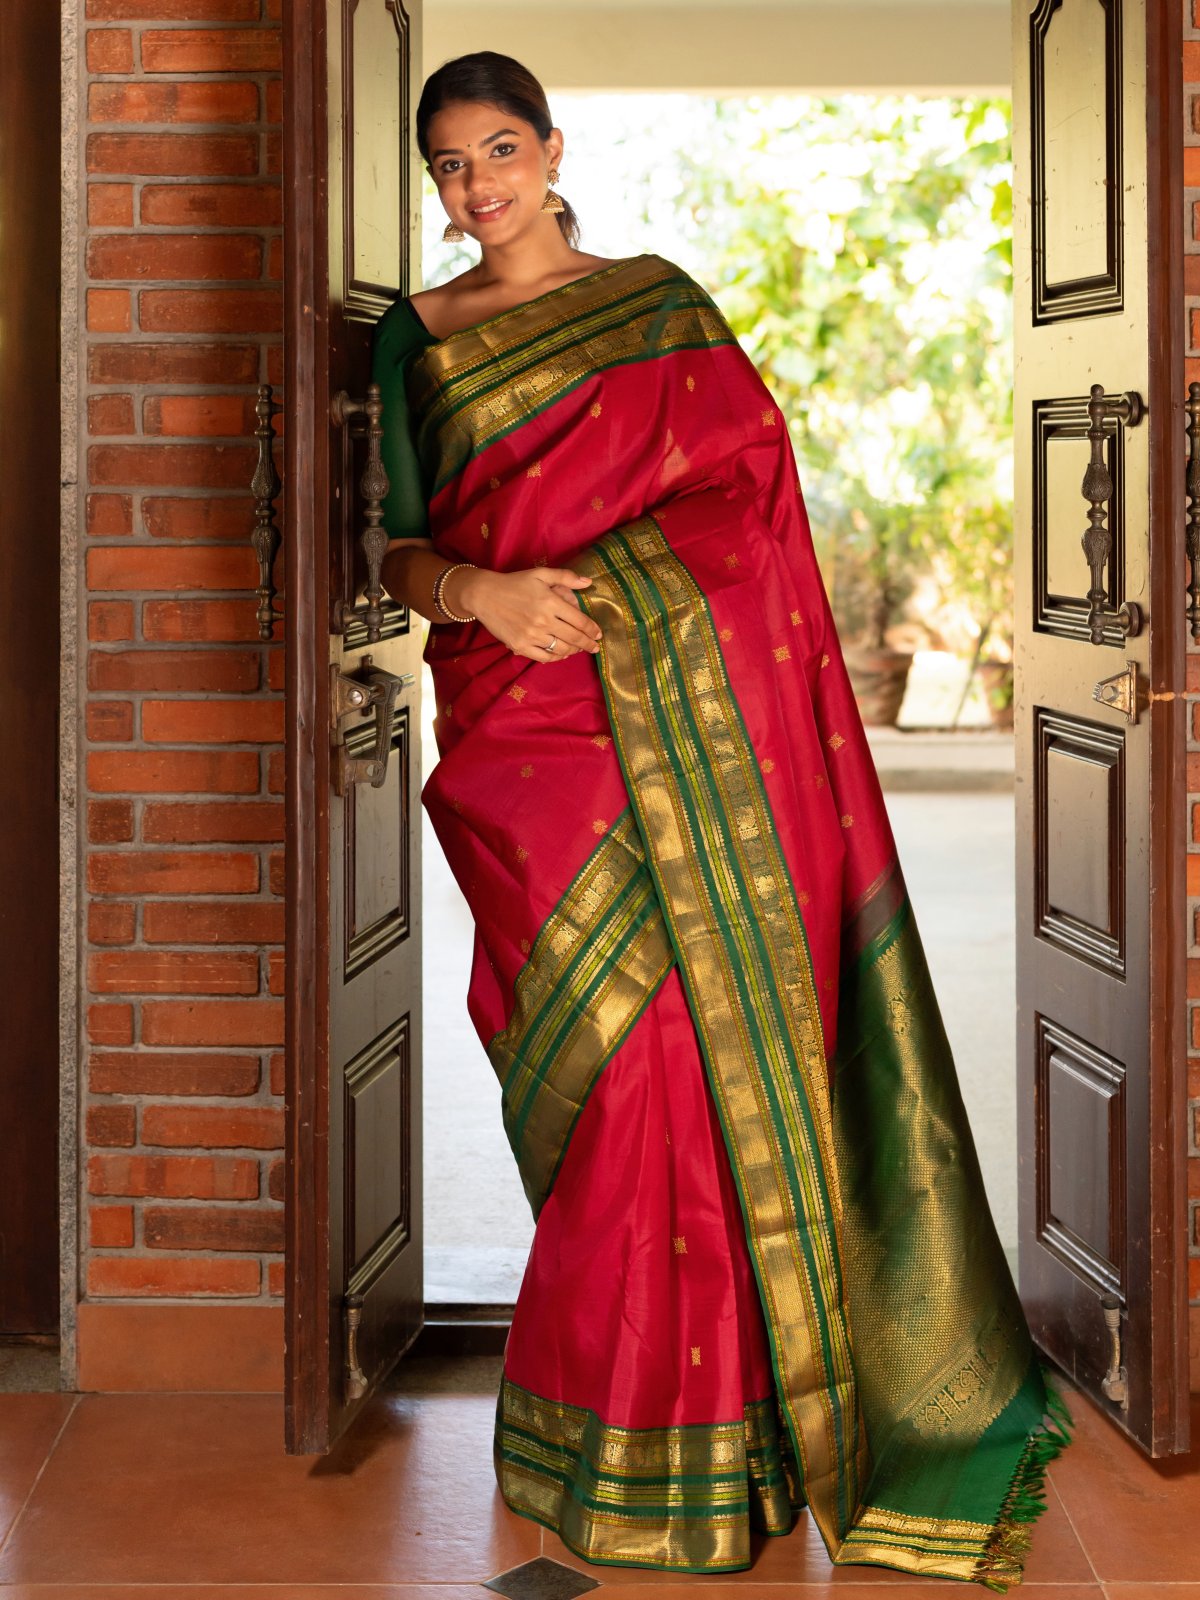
[371,299,432,541]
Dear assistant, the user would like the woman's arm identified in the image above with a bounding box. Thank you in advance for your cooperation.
[380,539,602,660]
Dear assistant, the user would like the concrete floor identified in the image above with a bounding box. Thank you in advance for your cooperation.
[421,679,1020,1303]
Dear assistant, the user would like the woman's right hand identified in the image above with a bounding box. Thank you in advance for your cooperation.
[453,566,603,661]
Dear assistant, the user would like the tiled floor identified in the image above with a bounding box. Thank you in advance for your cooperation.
[0,1370,1196,1596]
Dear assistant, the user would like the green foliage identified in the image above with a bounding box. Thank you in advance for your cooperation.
[657,96,1013,652]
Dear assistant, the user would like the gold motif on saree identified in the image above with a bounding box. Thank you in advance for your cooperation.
[527,461,541,477]
[828,732,845,750]
[761,758,776,773]
[673,1235,687,1254]
[724,553,740,568]
[591,496,605,510]
[591,733,611,749]
[791,609,804,625]
[841,815,854,828]
[520,764,533,777]
[590,401,603,417]
[762,410,777,426]
[480,522,489,538]
[686,375,696,391]
[774,645,791,662]
[719,627,733,641]
[691,1346,702,1366]
[591,818,607,833]
[515,845,529,862]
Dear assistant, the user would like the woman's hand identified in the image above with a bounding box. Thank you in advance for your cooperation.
[455,566,603,661]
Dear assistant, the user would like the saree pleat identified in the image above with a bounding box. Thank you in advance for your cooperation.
[373,252,1071,1588]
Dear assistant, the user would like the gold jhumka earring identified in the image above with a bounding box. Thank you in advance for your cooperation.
[541,167,565,215]
[442,217,465,242]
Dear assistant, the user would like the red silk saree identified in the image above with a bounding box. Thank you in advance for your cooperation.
[372,252,1071,1587]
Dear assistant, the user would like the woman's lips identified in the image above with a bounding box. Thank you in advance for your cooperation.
[469,198,513,224]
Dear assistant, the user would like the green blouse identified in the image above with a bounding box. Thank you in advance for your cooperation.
[370,296,437,541]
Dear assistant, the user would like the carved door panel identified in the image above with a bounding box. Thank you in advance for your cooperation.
[282,0,425,1454]
[1012,0,1189,1455]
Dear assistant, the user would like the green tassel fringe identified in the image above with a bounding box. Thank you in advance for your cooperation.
[973,1372,1074,1592]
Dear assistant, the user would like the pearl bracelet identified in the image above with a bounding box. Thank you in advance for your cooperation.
[432,561,478,623]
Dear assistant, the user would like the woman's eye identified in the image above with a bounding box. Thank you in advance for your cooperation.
[492,144,516,157]
[439,161,461,175]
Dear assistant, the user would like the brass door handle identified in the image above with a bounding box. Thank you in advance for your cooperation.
[331,385,390,645]
[330,657,414,795]
[249,384,283,641]
[1080,384,1144,645]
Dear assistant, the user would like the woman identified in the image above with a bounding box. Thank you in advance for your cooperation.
[374,51,1070,1589]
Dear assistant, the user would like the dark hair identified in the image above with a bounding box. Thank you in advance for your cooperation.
[416,51,581,249]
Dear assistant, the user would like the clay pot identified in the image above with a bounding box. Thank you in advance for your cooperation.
[843,644,914,728]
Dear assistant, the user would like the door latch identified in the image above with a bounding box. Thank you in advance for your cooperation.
[330,657,414,795]
[1092,658,1142,725]
[1099,1293,1128,1409]
[344,1291,368,1402]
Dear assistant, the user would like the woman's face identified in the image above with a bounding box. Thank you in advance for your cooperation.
[425,100,562,246]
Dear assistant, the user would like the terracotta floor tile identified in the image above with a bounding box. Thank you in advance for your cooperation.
[1048,1394,1200,1583]
[1102,1589,1200,1600]
[0,1394,76,1550]
[0,1591,487,1599]
[0,1392,538,1585]
[544,1474,1089,1587]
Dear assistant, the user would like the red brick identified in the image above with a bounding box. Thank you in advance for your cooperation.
[87,289,131,332]
[265,79,282,125]
[145,1204,282,1252]
[267,1157,284,1201]
[143,801,284,843]
[265,344,283,386]
[89,343,258,386]
[88,545,257,591]
[268,850,284,896]
[87,1103,137,1147]
[87,1256,260,1297]
[89,1151,260,1199]
[89,600,134,642]
[88,748,259,795]
[89,902,136,944]
[90,1051,260,1096]
[141,1102,283,1147]
[266,649,284,692]
[140,182,282,227]
[266,235,282,282]
[143,599,260,642]
[90,1205,135,1249]
[88,798,134,844]
[268,1051,284,1095]
[86,494,134,537]
[87,1003,135,1045]
[87,233,262,282]
[267,950,284,997]
[88,184,134,226]
[87,443,257,492]
[267,1260,284,1297]
[139,289,282,336]
[144,394,257,437]
[140,27,281,73]
[86,28,134,72]
[144,900,284,945]
[89,648,258,694]
[142,1001,283,1049]
[88,79,259,123]
[143,496,255,542]
[87,132,258,179]
[86,700,134,742]
[1188,41,1200,84]
[89,0,257,13]
[87,394,136,437]
[142,699,283,744]
[88,850,259,897]
[267,748,284,794]
[89,949,260,995]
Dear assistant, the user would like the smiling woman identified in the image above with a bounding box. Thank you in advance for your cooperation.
[371,50,1071,1587]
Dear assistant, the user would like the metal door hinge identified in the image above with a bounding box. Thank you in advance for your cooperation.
[329,657,414,795]
[1093,658,1142,724]
[1099,1293,1129,1409]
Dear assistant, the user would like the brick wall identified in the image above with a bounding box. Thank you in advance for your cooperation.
[1187,3,1200,1389]
[80,0,285,1331]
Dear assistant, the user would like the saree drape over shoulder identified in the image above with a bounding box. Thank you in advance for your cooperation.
[372,253,1070,1588]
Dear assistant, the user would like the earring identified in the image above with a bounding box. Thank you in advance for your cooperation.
[541,169,564,215]
[442,218,465,242]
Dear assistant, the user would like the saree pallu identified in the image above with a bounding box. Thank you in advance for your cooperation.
[382,253,1070,1587]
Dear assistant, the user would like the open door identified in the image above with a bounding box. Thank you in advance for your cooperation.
[1013,0,1189,1455]
[282,0,425,1454]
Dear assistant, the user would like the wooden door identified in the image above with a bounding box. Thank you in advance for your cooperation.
[0,0,61,1336]
[1013,0,1189,1455]
[282,0,425,1455]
